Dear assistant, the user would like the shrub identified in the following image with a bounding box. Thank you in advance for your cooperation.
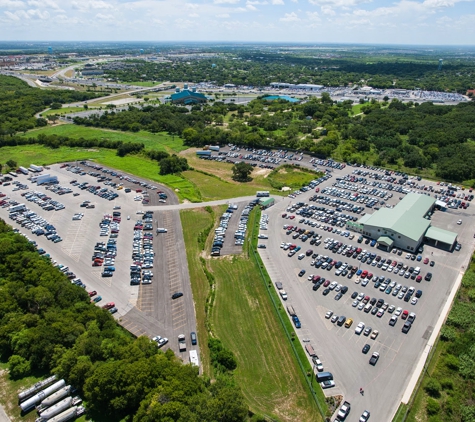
[440,378,454,390]
[426,397,441,416]
[444,354,459,370]
[425,378,441,398]
[8,355,31,379]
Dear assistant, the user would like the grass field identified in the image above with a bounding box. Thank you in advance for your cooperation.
[180,206,320,420]
[39,107,88,117]
[267,165,320,190]
[206,211,320,421]
[0,145,201,202]
[22,125,186,153]
[127,81,159,87]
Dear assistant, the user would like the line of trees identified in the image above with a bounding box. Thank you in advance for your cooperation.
[103,54,475,93]
[0,220,247,421]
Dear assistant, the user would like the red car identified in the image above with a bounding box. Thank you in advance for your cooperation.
[423,258,429,264]
[402,310,409,320]
[289,215,295,220]
[102,302,115,310]
[315,188,320,193]
[361,270,368,278]
[88,290,97,297]
[323,280,330,287]
[282,213,287,218]
[92,261,103,266]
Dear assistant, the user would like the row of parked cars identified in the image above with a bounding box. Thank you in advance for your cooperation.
[21,189,66,211]
[130,211,155,285]
[8,203,62,243]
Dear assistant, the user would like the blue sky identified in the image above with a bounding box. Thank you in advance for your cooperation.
[0,0,473,45]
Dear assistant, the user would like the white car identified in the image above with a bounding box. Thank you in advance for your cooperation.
[355,322,365,335]
[352,300,358,307]
[325,310,333,319]
[411,297,418,305]
[457,219,462,225]
[395,307,402,316]
[314,359,324,372]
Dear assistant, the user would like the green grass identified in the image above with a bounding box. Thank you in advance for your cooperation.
[0,145,201,202]
[267,165,321,190]
[180,207,217,377]
[181,170,281,201]
[351,103,366,114]
[22,125,186,153]
[126,81,159,87]
[207,211,321,421]
[40,107,88,117]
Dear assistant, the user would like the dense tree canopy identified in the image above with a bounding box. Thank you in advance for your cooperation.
[0,221,247,420]
[0,76,102,137]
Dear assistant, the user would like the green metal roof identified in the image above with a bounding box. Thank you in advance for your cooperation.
[259,198,275,206]
[425,226,458,246]
[358,194,435,242]
[377,236,394,247]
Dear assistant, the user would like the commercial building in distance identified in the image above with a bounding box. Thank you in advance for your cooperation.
[347,193,458,251]
[170,88,207,105]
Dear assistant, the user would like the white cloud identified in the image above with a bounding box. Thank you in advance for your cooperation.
[27,0,60,9]
[280,11,300,20]
[247,0,268,4]
[272,0,285,4]
[306,10,320,19]
[186,3,199,9]
[216,12,230,17]
[247,3,258,9]
[71,0,113,11]
[175,18,194,28]
[321,5,335,14]
[95,12,114,20]
[188,12,199,17]
[0,0,24,8]
[214,0,240,3]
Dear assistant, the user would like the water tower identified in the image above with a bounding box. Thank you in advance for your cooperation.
[47,46,53,55]
[212,63,216,68]
[140,49,144,55]
[438,59,443,71]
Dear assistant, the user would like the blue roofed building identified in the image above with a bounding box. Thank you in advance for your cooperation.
[170,88,207,105]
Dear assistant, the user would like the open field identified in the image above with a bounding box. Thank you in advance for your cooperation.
[180,207,217,377]
[126,81,159,87]
[22,125,186,153]
[181,170,278,201]
[0,145,201,202]
[39,107,88,117]
[208,209,320,421]
[267,165,321,190]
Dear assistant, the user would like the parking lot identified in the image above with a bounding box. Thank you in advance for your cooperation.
[0,164,197,362]
[258,164,475,421]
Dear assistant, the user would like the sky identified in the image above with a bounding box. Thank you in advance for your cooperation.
[0,0,473,45]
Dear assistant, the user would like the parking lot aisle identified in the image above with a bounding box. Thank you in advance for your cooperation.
[136,285,155,313]
[62,214,89,261]
[220,201,247,256]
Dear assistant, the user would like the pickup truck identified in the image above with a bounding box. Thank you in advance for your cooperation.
[337,401,351,420]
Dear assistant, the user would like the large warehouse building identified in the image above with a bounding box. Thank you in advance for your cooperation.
[348,193,458,252]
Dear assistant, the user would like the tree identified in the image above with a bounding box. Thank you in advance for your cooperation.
[232,162,253,182]
[8,355,31,379]
[50,102,62,110]
[6,159,17,169]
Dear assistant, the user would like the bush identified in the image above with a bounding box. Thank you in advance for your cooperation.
[8,355,31,379]
[425,379,441,398]
[444,354,459,370]
[426,397,441,416]
[440,378,454,390]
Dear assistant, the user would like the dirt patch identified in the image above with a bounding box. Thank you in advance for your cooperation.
[253,168,272,177]
[86,149,99,152]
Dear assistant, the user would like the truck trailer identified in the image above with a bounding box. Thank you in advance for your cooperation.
[18,376,57,403]
[20,380,66,412]
[37,386,72,410]
[45,406,85,422]
[30,164,43,172]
